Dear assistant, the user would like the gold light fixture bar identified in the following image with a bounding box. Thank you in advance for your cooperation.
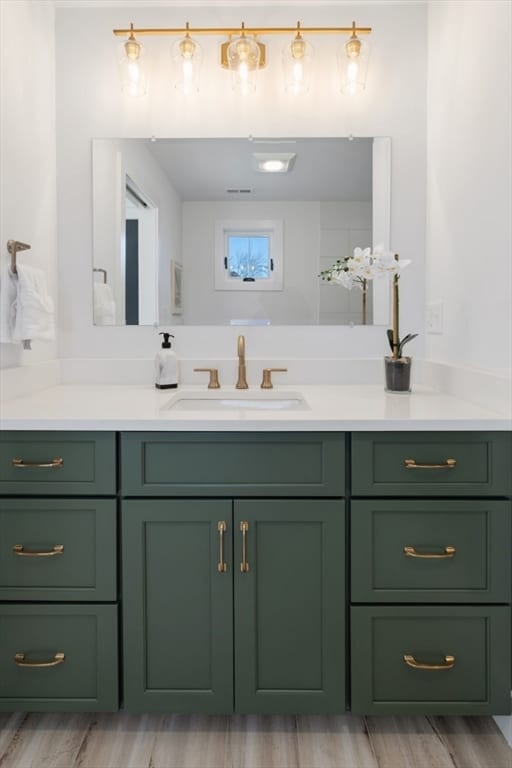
[113,25,372,38]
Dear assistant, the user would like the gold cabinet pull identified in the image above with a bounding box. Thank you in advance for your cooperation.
[404,458,456,470]
[12,544,64,558]
[403,654,455,670]
[12,457,64,469]
[14,652,65,668]
[404,545,456,559]
[217,521,227,572]
[240,521,250,573]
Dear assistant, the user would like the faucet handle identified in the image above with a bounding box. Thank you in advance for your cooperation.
[260,368,287,389]
[194,368,221,389]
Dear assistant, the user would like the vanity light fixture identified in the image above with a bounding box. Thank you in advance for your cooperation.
[173,23,202,94]
[338,21,370,94]
[282,22,314,95]
[222,23,263,94]
[118,23,147,97]
[113,21,371,96]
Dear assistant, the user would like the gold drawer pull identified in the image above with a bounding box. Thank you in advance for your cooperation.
[12,544,64,558]
[12,457,64,469]
[403,654,455,671]
[15,652,65,668]
[404,545,456,559]
[240,521,250,573]
[404,458,456,470]
[217,521,227,573]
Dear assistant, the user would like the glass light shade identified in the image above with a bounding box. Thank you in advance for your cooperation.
[282,35,313,95]
[173,34,202,94]
[119,37,147,97]
[226,33,260,94]
[338,34,369,94]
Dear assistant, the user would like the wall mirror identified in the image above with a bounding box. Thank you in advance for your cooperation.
[92,136,391,326]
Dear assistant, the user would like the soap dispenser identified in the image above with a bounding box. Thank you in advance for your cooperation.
[154,332,178,389]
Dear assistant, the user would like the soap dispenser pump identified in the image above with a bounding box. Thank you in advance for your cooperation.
[155,332,178,389]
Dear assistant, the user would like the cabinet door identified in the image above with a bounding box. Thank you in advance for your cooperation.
[122,500,233,713]
[234,500,345,713]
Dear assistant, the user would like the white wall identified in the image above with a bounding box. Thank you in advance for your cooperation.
[425,0,512,377]
[183,200,320,325]
[0,0,58,369]
[55,2,426,363]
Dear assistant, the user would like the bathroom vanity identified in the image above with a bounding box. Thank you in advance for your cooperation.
[0,385,510,716]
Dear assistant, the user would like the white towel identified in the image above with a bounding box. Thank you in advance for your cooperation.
[0,265,18,343]
[12,264,55,343]
[93,282,116,325]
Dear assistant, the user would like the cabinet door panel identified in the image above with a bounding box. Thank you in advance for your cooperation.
[234,500,345,713]
[0,604,118,712]
[120,432,345,497]
[351,606,511,715]
[351,500,511,603]
[0,498,116,601]
[0,431,116,495]
[122,500,233,713]
[351,432,512,497]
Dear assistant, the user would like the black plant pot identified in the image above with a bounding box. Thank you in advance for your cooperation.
[384,356,412,393]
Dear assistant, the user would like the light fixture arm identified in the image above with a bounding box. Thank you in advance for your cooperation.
[113,23,372,39]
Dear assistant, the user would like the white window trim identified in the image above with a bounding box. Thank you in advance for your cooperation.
[214,219,283,291]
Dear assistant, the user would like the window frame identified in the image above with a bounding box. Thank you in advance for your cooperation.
[214,219,283,291]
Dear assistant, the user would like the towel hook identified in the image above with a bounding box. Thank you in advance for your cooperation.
[6,240,31,274]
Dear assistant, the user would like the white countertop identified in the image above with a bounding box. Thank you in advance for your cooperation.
[0,384,510,431]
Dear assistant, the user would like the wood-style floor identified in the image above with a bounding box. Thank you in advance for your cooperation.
[0,713,510,768]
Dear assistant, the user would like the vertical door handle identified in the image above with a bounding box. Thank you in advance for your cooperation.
[217,521,227,572]
[240,521,250,572]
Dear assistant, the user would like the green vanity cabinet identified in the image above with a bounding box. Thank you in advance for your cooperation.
[120,431,347,714]
[1,428,510,716]
[121,498,346,714]
[350,431,512,715]
[120,431,345,497]
[233,499,345,714]
[0,432,119,711]
[122,500,234,713]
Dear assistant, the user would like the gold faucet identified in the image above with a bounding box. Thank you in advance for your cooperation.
[236,335,248,389]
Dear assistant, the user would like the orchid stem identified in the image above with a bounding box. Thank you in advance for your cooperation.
[392,253,400,358]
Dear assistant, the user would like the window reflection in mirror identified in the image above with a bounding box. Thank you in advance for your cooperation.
[92,137,390,327]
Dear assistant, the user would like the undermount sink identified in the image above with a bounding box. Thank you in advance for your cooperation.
[163,390,309,412]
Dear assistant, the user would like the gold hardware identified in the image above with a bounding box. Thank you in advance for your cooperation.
[12,457,64,469]
[403,654,455,671]
[194,368,221,389]
[221,39,266,69]
[15,652,66,668]
[7,239,31,275]
[217,521,227,572]
[236,335,248,389]
[404,458,457,470]
[114,24,372,39]
[13,544,64,558]
[240,521,250,572]
[404,545,456,559]
[260,368,288,389]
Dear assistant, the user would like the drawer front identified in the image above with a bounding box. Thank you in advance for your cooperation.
[351,500,511,603]
[0,432,116,496]
[351,606,511,715]
[120,432,345,497]
[0,499,117,601]
[351,432,512,497]
[0,604,118,711]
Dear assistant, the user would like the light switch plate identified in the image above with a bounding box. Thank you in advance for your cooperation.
[426,302,443,334]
